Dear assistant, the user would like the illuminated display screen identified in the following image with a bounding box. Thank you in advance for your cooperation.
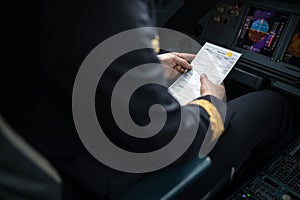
[283,21,300,67]
[236,7,289,57]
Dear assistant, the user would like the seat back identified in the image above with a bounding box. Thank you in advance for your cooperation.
[121,156,211,200]
[0,114,62,200]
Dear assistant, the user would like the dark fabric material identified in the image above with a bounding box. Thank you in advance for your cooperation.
[183,90,295,198]
[0,121,62,200]
[1,1,294,199]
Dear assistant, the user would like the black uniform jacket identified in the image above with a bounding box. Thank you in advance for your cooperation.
[1,0,232,199]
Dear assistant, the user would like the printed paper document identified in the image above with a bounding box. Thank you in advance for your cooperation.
[168,42,242,105]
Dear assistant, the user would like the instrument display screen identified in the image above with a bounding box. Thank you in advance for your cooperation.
[236,7,289,57]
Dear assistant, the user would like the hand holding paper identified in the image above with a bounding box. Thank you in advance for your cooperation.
[200,74,225,100]
[168,42,242,105]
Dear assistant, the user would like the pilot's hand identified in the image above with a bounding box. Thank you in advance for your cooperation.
[200,74,225,100]
[158,52,195,80]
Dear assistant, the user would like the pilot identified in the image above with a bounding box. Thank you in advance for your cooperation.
[1,0,295,199]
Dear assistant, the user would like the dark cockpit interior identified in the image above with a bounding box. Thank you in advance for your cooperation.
[1,0,300,200]
[162,0,300,199]
[164,0,300,98]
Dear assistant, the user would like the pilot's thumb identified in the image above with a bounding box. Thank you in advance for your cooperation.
[200,74,212,95]
[200,74,208,84]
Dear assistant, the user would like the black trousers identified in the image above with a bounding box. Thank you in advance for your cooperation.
[46,90,295,199]
[186,90,295,198]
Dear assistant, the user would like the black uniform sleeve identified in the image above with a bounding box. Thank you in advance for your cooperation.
[95,0,234,161]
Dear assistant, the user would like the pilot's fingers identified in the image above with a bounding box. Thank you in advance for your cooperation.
[172,55,192,70]
[172,52,196,63]
[174,65,186,74]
